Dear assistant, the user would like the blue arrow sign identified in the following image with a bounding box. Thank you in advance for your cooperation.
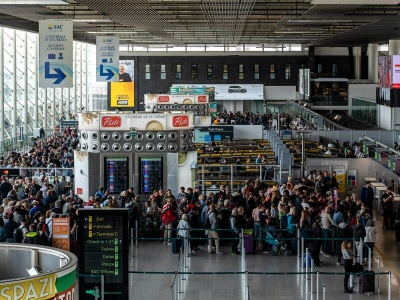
[100,64,115,80]
[45,62,66,84]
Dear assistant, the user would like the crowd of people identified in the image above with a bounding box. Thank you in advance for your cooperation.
[0,126,79,247]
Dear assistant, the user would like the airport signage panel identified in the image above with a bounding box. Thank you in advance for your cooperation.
[39,20,73,88]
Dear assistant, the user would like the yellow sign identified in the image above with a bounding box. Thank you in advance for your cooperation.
[110,82,134,108]
[0,274,57,300]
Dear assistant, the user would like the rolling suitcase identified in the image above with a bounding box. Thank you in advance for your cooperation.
[359,271,375,294]
[244,234,255,254]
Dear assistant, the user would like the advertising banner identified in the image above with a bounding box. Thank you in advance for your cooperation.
[209,102,217,117]
[334,166,346,194]
[96,36,119,82]
[52,217,70,251]
[392,55,400,86]
[144,94,209,105]
[109,82,135,108]
[214,84,263,100]
[0,273,57,300]
[39,20,73,88]
[99,113,193,131]
[119,60,134,81]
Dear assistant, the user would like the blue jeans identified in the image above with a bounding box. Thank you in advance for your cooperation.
[322,229,330,254]
[254,222,261,245]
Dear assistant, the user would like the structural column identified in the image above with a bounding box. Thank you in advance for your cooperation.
[0,28,4,151]
[389,39,400,55]
[22,32,28,141]
[11,30,17,146]
[353,46,362,80]
[368,43,378,83]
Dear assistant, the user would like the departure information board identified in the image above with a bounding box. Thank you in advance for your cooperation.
[104,157,129,194]
[139,157,163,194]
[78,209,129,300]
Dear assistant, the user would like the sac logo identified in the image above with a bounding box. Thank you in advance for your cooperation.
[47,24,64,30]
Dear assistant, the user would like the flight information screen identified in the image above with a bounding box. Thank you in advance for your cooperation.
[139,157,163,193]
[104,157,129,194]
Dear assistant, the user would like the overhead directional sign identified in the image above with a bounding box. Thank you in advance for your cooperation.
[96,36,119,82]
[39,20,73,88]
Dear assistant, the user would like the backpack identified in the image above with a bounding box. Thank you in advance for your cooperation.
[13,227,24,243]
[128,203,140,219]
[280,215,288,229]
[203,211,212,228]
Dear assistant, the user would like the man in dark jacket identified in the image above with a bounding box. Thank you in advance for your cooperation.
[0,176,12,199]
[3,213,18,243]
[353,218,366,262]
[23,224,43,245]
[360,181,374,218]
[312,215,323,266]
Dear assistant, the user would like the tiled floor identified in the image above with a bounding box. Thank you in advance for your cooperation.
[125,223,400,300]
[76,220,400,300]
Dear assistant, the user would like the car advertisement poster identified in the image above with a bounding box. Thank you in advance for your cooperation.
[173,84,263,100]
[214,84,263,100]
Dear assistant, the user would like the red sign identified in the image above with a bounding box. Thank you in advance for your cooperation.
[76,188,83,194]
[172,115,189,127]
[101,116,121,127]
[197,95,207,102]
[158,95,170,102]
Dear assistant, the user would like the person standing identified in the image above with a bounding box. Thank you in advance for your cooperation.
[353,218,366,263]
[161,198,176,244]
[396,201,400,244]
[0,176,12,200]
[207,204,223,254]
[360,181,374,218]
[364,219,377,260]
[312,215,323,266]
[320,206,338,256]
[381,186,394,230]
[230,208,241,255]
[341,240,354,293]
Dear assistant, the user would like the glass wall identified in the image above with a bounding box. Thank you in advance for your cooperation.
[351,97,377,126]
[0,26,100,150]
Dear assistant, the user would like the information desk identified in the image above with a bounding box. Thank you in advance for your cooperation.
[78,208,129,300]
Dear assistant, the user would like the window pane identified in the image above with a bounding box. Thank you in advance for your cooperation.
[145,64,150,72]
[161,65,166,73]
[255,64,259,72]
[177,64,181,72]
[239,64,244,73]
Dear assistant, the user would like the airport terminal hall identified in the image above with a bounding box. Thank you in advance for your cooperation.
[3,0,400,300]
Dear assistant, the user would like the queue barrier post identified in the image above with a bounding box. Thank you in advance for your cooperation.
[316,271,319,300]
[388,271,391,300]
[305,247,309,295]
[297,228,300,258]
[135,220,138,248]
[378,258,381,294]
[301,237,305,269]
[101,275,105,300]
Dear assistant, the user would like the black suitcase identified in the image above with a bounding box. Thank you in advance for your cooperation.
[172,238,182,254]
[359,270,375,294]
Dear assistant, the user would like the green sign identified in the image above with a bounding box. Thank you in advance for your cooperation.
[170,87,179,94]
